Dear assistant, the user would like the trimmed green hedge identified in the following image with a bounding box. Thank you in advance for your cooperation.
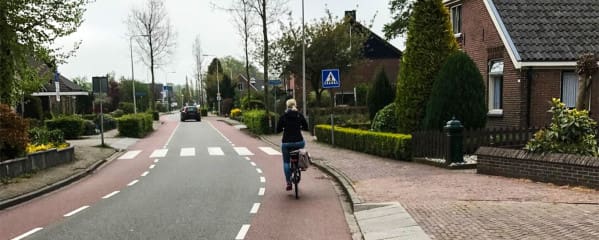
[45,115,85,139]
[315,125,412,160]
[28,127,65,145]
[116,113,153,138]
[243,110,278,135]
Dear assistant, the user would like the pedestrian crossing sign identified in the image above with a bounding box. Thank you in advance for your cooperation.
[322,69,340,89]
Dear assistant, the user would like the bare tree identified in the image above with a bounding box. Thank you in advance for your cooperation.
[235,0,255,104]
[127,0,176,112]
[192,35,204,105]
[248,0,288,121]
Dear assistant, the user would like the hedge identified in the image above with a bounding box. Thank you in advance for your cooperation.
[28,127,65,145]
[243,110,278,135]
[45,115,85,139]
[315,125,412,160]
[116,113,153,138]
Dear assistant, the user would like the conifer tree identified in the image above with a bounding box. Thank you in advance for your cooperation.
[367,68,395,120]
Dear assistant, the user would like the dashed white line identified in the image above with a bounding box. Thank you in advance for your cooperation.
[154,159,159,163]
[258,188,265,196]
[102,191,120,199]
[250,162,256,166]
[141,171,149,177]
[64,205,89,217]
[235,224,251,240]
[256,168,262,174]
[260,176,266,183]
[244,157,250,161]
[250,203,261,214]
[149,164,155,169]
[11,227,43,240]
[128,180,139,186]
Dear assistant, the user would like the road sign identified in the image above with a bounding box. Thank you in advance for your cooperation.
[92,76,108,93]
[54,71,61,102]
[162,85,173,92]
[268,79,281,85]
[322,69,340,89]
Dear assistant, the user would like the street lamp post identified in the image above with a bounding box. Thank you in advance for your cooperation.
[129,34,149,114]
[302,0,307,117]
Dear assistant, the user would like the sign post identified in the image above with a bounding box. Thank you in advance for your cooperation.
[322,69,340,146]
[92,76,108,147]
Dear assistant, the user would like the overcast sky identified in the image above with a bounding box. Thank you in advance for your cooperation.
[55,0,404,86]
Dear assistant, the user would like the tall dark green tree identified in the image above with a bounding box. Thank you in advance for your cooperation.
[367,68,395,120]
[383,0,415,40]
[423,51,486,130]
[0,0,89,104]
[395,0,459,133]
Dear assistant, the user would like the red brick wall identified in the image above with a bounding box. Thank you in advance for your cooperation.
[529,70,562,127]
[344,58,400,92]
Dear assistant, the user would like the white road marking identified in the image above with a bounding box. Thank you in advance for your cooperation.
[150,149,168,158]
[235,225,251,240]
[180,147,196,157]
[250,203,261,214]
[118,150,141,160]
[164,123,180,148]
[128,180,139,186]
[11,227,43,240]
[149,164,155,169]
[141,171,149,177]
[258,147,281,155]
[234,147,254,156]
[244,157,250,161]
[260,176,265,183]
[232,144,236,146]
[64,206,89,217]
[102,191,120,199]
[250,162,256,166]
[256,168,262,174]
[258,188,265,196]
[208,147,224,156]
[154,159,159,163]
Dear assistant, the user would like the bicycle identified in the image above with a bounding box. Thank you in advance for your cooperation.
[289,149,302,199]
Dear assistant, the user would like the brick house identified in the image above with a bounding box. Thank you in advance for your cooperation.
[444,0,599,128]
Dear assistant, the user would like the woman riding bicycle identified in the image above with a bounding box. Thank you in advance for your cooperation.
[276,98,308,191]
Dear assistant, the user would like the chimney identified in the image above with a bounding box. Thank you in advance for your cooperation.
[345,10,356,24]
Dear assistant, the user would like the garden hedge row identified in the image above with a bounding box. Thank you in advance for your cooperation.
[243,110,278,135]
[315,125,412,160]
[116,113,153,138]
[45,115,85,139]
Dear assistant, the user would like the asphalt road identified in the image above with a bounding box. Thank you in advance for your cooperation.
[2,114,351,240]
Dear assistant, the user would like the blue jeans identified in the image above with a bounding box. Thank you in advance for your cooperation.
[281,141,305,184]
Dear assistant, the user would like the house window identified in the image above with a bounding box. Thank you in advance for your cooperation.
[238,82,244,91]
[451,5,462,36]
[561,71,578,108]
[488,60,503,115]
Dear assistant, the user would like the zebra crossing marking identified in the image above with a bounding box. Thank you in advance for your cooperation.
[180,147,196,157]
[150,149,168,158]
[118,150,141,160]
[259,147,281,155]
[234,147,254,156]
[208,147,225,156]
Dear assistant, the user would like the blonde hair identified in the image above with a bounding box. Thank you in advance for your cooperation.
[286,98,298,111]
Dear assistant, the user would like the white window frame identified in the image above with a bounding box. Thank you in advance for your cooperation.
[488,60,503,116]
[561,71,578,108]
[450,4,462,37]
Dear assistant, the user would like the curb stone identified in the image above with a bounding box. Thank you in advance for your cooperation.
[0,150,123,210]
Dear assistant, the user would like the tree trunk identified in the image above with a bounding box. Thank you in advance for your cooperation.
[261,0,270,130]
[149,36,156,112]
[244,1,251,105]
[576,74,591,110]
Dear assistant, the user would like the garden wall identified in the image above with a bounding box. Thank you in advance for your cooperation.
[476,147,599,190]
[0,146,75,179]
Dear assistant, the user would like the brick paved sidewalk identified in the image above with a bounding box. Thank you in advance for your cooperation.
[264,133,599,240]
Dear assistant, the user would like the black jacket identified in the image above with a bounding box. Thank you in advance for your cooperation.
[276,109,308,143]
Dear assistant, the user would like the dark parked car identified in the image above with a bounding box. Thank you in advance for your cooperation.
[180,106,201,122]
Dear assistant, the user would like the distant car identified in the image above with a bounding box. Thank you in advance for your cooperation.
[180,106,201,122]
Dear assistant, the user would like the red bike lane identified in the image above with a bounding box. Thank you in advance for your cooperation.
[208,119,352,240]
[0,115,179,239]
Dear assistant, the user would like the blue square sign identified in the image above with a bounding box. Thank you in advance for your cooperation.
[322,69,340,89]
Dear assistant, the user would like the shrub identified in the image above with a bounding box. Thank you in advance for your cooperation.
[45,115,85,139]
[315,125,411,160]
[200,108,208,116]
[525,98,599,156]
[118,102,135,114]
[308,91,331,108]
[0,104,29,160]
[156,103,167,113]
[111,109,125,118]
[22,96,43,120]
[355,83,369,106]
[117,113,153,138]
[243,110,278,135]
[28,127,65,145]
[83,120,97,135]
[371,103,398,133]
[230,108,242,119]
[26,142,69,154]
[395,0,459,133]
[423,51,487,130]
[368,67,395,120]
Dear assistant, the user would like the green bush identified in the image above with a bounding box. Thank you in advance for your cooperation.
[83,120,96,135]
[118,102,135,114]
[28,127,65,145]
[111,109,125,118]
[0,104,29,160]
[23,96,43,120]
[368,67,395,120]
[200,108,208,116]
[308,90,332,108]
[423,51,487,130]
[156,103,167,113]
[116,113,154,138]
[355,83,369,106]
[94,114,117,131]
[371,103,398,133]
[395,0,459,133]
[243,110,278,135]
[525,98,599,156]
[315,125,411,160]
[82,114,96,121]
[45,115,85,139]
